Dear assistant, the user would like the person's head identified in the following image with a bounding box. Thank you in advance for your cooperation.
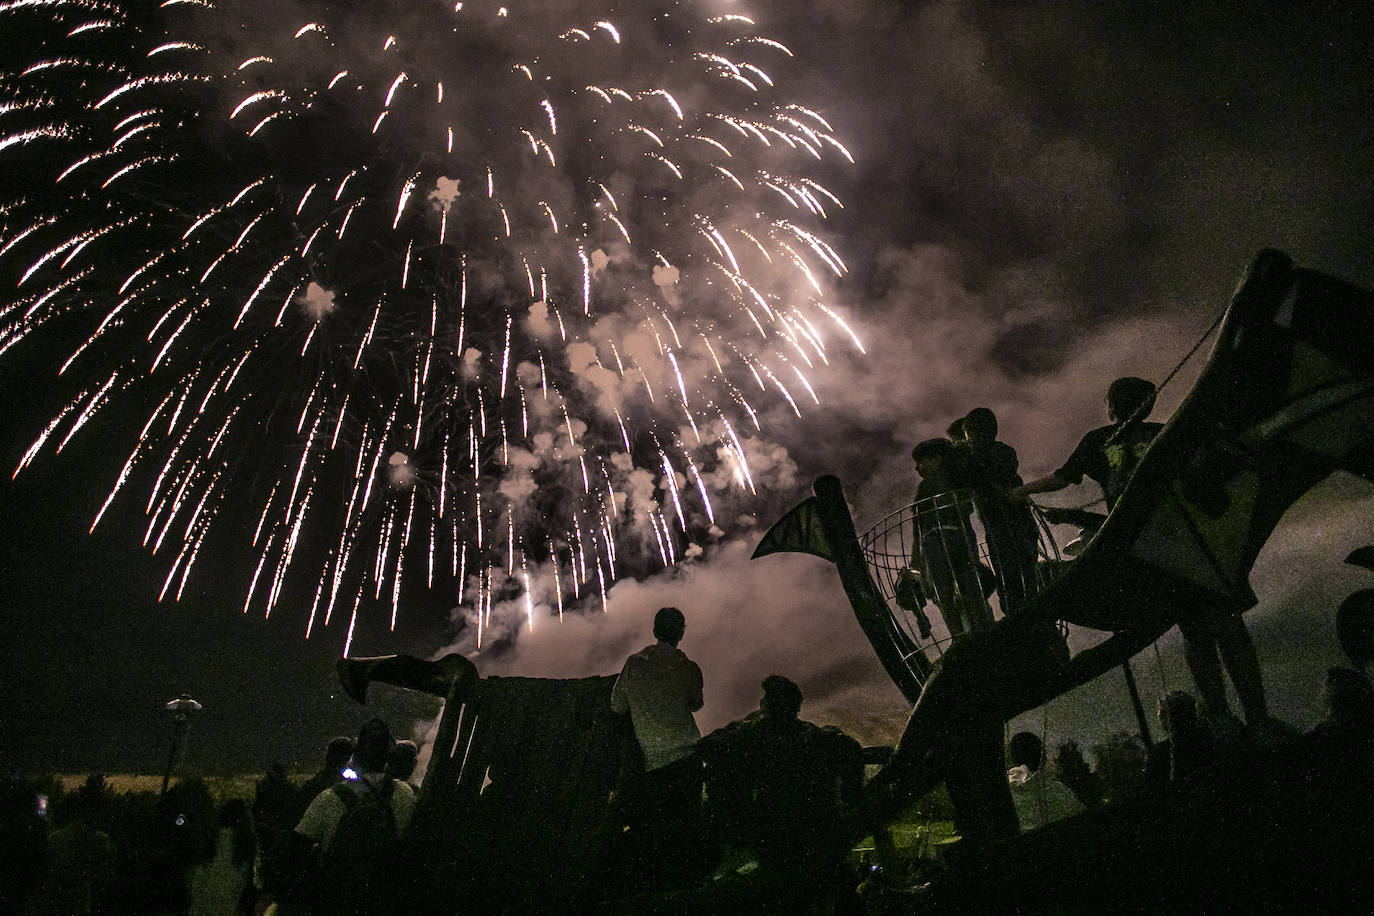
[324,736,355,771]
[1106,376,1156,423]
[911,438,953,479]
[759,675,803,721]
[387,739,419,781]
[218,797,251,830]
[653,606,687,645]
[962,407,998,443]
[1007,731,1045,772]
[216,799,255,867]
[352,717,393,773]
[945,417,966,442]
[1157,690,1198,734]
[1323,666,1374,726]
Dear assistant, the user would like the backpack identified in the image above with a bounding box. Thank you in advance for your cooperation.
[317,778,399,915]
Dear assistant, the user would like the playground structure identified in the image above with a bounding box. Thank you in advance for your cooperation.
[759,248,1374,818]
[330,250,1374,909]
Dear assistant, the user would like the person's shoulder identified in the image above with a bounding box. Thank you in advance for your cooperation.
[296,784,347,837]
[985,440,1017,460]
[309,782,349,808]
[620,643,656,667]
[817,723,862,750]
[389,779,416,812]
[648,641,693,663]
[1078,424,1116,445]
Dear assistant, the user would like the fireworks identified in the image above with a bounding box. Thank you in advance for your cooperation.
[0,0,857,650]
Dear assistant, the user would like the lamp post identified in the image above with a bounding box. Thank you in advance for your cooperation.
[161,693,202,795]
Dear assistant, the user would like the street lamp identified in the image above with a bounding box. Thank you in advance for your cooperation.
[161,693,202,795]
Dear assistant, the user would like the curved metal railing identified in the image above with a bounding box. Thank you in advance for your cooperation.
[858,489,1066,689]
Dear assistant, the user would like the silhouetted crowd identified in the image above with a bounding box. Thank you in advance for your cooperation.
[2,656,1372,914]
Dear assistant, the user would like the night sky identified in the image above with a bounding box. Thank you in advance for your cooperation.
[3,1,1373,778]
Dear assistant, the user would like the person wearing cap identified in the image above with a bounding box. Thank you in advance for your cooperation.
[290,718,416,914]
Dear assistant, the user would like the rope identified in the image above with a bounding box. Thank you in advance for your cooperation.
[1110,304,1230,437]
[1157,305,1229,395]
[1129,306,1228,688]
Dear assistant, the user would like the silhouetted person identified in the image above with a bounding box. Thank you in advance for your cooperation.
[254,761,298,904]
[385,739,419,789]
[1014,377,1164,510]
[609,606,707,889]
[294,718,416,916]
[35,781,114,916]
[1146,690,1221,787]
[0,780,48,913]
[1014,377,1274,733]
[297,736,355,818]
[190,798,256,916]
[1301,667,1374,780]
[1053,739,1103,808]
[1005,731,1084,832]
[959,407,1041,614]
[910,437,993,638]
[699,675,863,869]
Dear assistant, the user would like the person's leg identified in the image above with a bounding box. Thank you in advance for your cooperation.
[982,508,1038,615]
[1214,615,1269,723]
[922,535,965,638]
[943,716,1019,848]
[1178,620,1230,718]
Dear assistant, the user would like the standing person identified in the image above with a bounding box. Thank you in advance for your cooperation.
[611,606,705,775]
[609,606,707,889]
[1012,377,1275,735]
[1013,376,1164,512]
[189,799,256,916]
[292,718,416,916]
[385,740,420,791]
[1145,691,1221,788]
[910,438,993,638]
[959,407,1041,614]
[296,736,355,819]
[34,783,115,916]
[253,761,298,907]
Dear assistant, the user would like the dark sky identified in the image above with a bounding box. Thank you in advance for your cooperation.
[3,1,1373,777]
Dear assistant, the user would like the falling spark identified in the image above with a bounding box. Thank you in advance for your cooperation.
[0,0,858,645]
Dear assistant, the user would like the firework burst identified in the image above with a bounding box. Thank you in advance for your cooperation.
[0,0,858,650]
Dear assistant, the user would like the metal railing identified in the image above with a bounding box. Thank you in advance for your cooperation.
[858,489,1065,684]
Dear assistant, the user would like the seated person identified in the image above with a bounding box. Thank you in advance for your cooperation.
[910,438,994,638]
[1300,667,1374,781]
[698,676,863,869]
[1006,731,1085,831]
[1145,690,1225,788]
